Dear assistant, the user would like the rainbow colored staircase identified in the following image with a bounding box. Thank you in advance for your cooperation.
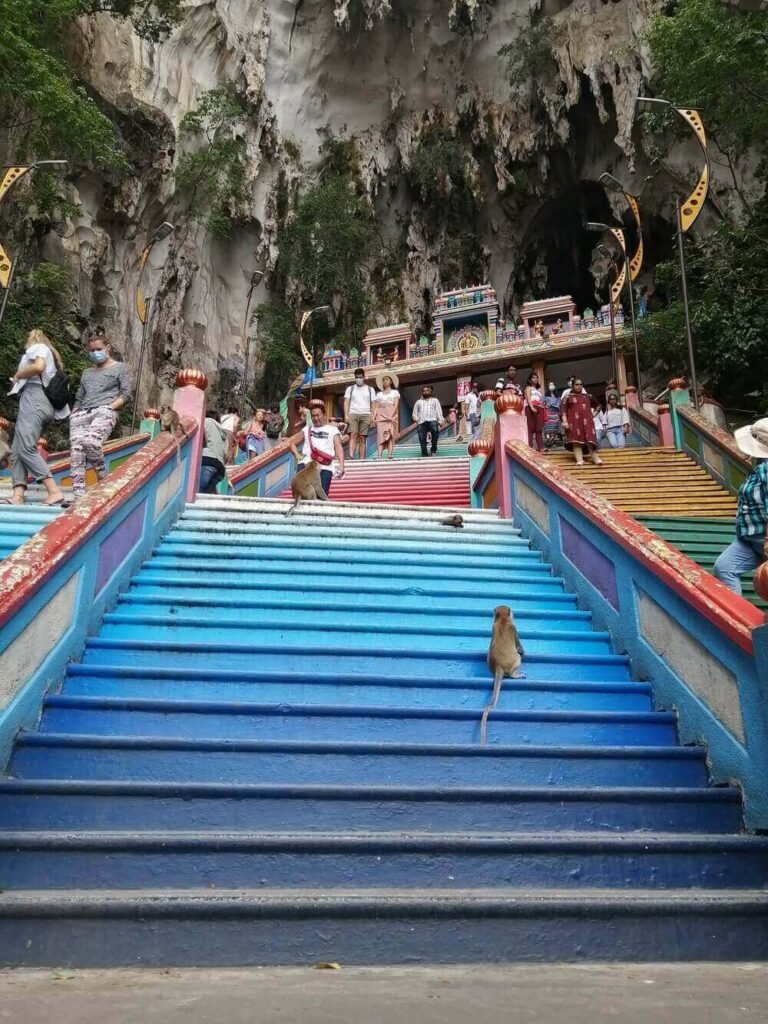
[0,484,767,965]
[280,456,471,507]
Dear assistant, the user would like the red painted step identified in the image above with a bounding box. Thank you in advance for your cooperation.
[280,458,471,507]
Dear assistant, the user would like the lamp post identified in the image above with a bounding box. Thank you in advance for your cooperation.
[587,222,629,392]
[131,221,174,433]
[598,173,645,406]
[0,160,68,329]
[239,270,265,420]
[300,304,333,404]
[633,97,710,411]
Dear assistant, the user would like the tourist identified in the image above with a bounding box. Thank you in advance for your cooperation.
[503,364,523,397]
[220,405,240,463]
[592,397,606,448]
[69,333,132,500]
[463,380,481,438]
[344,368,376,460]
[288,403,345,497]
[372,371,400,460]
[264,402,285,450]
[287,396,308,437]
[6,328,69,506]
[714,419,768,595]
[412,384,444,457]
[524,372,547,452]
[560,376,576,402]
[199,410,229,494]
[604,393,630,448]
[561,378,602,466]
[543,382,562,448]
[242,408,267,459]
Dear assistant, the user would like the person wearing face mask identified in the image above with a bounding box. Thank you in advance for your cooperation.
[542,382,562,449]
[69,334,132,498]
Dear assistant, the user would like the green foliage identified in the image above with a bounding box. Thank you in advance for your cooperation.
[499,17,557,94]
[641,0,768,413]
[646,0,768,154]
[639,197,768,412]
[408,125,482,220]
[278,173,377,347]
[251,302,301,404]
[84,0,184,43]
[177,88,250,238]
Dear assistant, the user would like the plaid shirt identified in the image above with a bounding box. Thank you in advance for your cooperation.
[736,460,768,539]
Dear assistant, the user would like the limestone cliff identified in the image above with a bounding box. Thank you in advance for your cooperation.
[8,0,752,406]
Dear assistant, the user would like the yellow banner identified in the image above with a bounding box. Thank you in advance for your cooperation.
[299,310,313,367]
[0,166,31,205]
[0,242,12,289]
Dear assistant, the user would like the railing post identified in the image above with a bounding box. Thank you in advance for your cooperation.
[172,369,208,502]
[624,385,638,409]
[140,408,162,439]
[667,376,689,450]
[468,392,497,504]
[656,403,675,447]
[493,392,526,519]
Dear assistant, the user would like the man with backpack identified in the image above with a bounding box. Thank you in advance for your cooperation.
[264,403,285,449]
[343,369,376,461]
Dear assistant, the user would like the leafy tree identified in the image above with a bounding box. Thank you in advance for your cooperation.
[498,17,557,95]
[251,302,302,404]
[0,1,185,169]
[408,125,482,221]
[176,88,251,238]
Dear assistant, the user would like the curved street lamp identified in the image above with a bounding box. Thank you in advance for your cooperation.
[0,160,68,329]
[132,221,174,432]
[587,221,630,392]
[633,97,711,410]
[239,269,265,420]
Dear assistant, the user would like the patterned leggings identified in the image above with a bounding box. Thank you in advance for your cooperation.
[69,406,117,497]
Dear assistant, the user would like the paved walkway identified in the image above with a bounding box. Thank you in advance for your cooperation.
[0,964,765,1023]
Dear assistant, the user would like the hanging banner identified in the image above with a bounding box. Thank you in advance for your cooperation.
[299,310,313,367]
[456,376,472,401]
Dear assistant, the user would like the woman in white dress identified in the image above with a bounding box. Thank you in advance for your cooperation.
[372,371,401,460]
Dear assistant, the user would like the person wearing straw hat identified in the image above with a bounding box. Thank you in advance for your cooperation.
[372,370,400,461]
[714,418,768,595]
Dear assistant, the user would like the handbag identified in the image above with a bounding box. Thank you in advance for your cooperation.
[43,370,70,411]
[308,434,334,466]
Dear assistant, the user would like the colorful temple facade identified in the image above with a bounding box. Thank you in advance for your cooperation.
[306,285,633,424]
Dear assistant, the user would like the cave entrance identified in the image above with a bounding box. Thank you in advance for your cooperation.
[512,181,619,313]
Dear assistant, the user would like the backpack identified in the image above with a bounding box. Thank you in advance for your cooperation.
[43,370,70,411]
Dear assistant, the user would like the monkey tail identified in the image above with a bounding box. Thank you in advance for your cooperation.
[285,496,300,518]
[480,667,504,745]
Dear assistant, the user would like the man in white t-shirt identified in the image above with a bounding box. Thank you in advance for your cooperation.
[343,369,376,461]
[462,380,481,438]
[288,404,345,497]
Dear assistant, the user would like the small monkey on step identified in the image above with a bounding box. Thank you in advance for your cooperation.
[286,459,328,516]
[481,605,525,743]
[161,406,188,438]
[440,514,464,529]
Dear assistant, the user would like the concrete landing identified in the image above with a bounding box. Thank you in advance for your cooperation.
[0,964,765,1023]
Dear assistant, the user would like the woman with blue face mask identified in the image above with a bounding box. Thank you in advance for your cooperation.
[69,334,132,498]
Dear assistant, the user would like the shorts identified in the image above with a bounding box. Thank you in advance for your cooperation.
[347,414,371,436]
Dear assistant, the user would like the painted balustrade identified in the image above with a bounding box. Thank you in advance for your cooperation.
[674,401,752,495]
[0,413,198,767]
[499,438,768,828]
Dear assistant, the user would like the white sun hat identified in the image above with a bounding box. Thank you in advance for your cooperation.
[375,369,399,390]
[734,418,768,459]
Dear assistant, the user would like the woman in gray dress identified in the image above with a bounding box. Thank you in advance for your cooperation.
[6,329,68,507]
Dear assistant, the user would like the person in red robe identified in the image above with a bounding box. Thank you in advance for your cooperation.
[561,378,603,466]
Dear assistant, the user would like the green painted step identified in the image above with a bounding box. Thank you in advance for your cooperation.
[636,516,767,612]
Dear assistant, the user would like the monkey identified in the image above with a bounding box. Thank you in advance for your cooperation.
[480,605,526,744]
[440,513,464,529]
[160,406,189,468]
[286,460,328,516]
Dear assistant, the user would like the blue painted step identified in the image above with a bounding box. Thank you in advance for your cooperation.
[79,638,631,681]
[11,735,709,787]
[1,890,766,967]
[40,696,679,746]
[1,830,767,891]
[0,780,743,834]
[62,666,654,711]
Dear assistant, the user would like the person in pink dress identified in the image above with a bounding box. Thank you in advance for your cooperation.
[561,378,602,466]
